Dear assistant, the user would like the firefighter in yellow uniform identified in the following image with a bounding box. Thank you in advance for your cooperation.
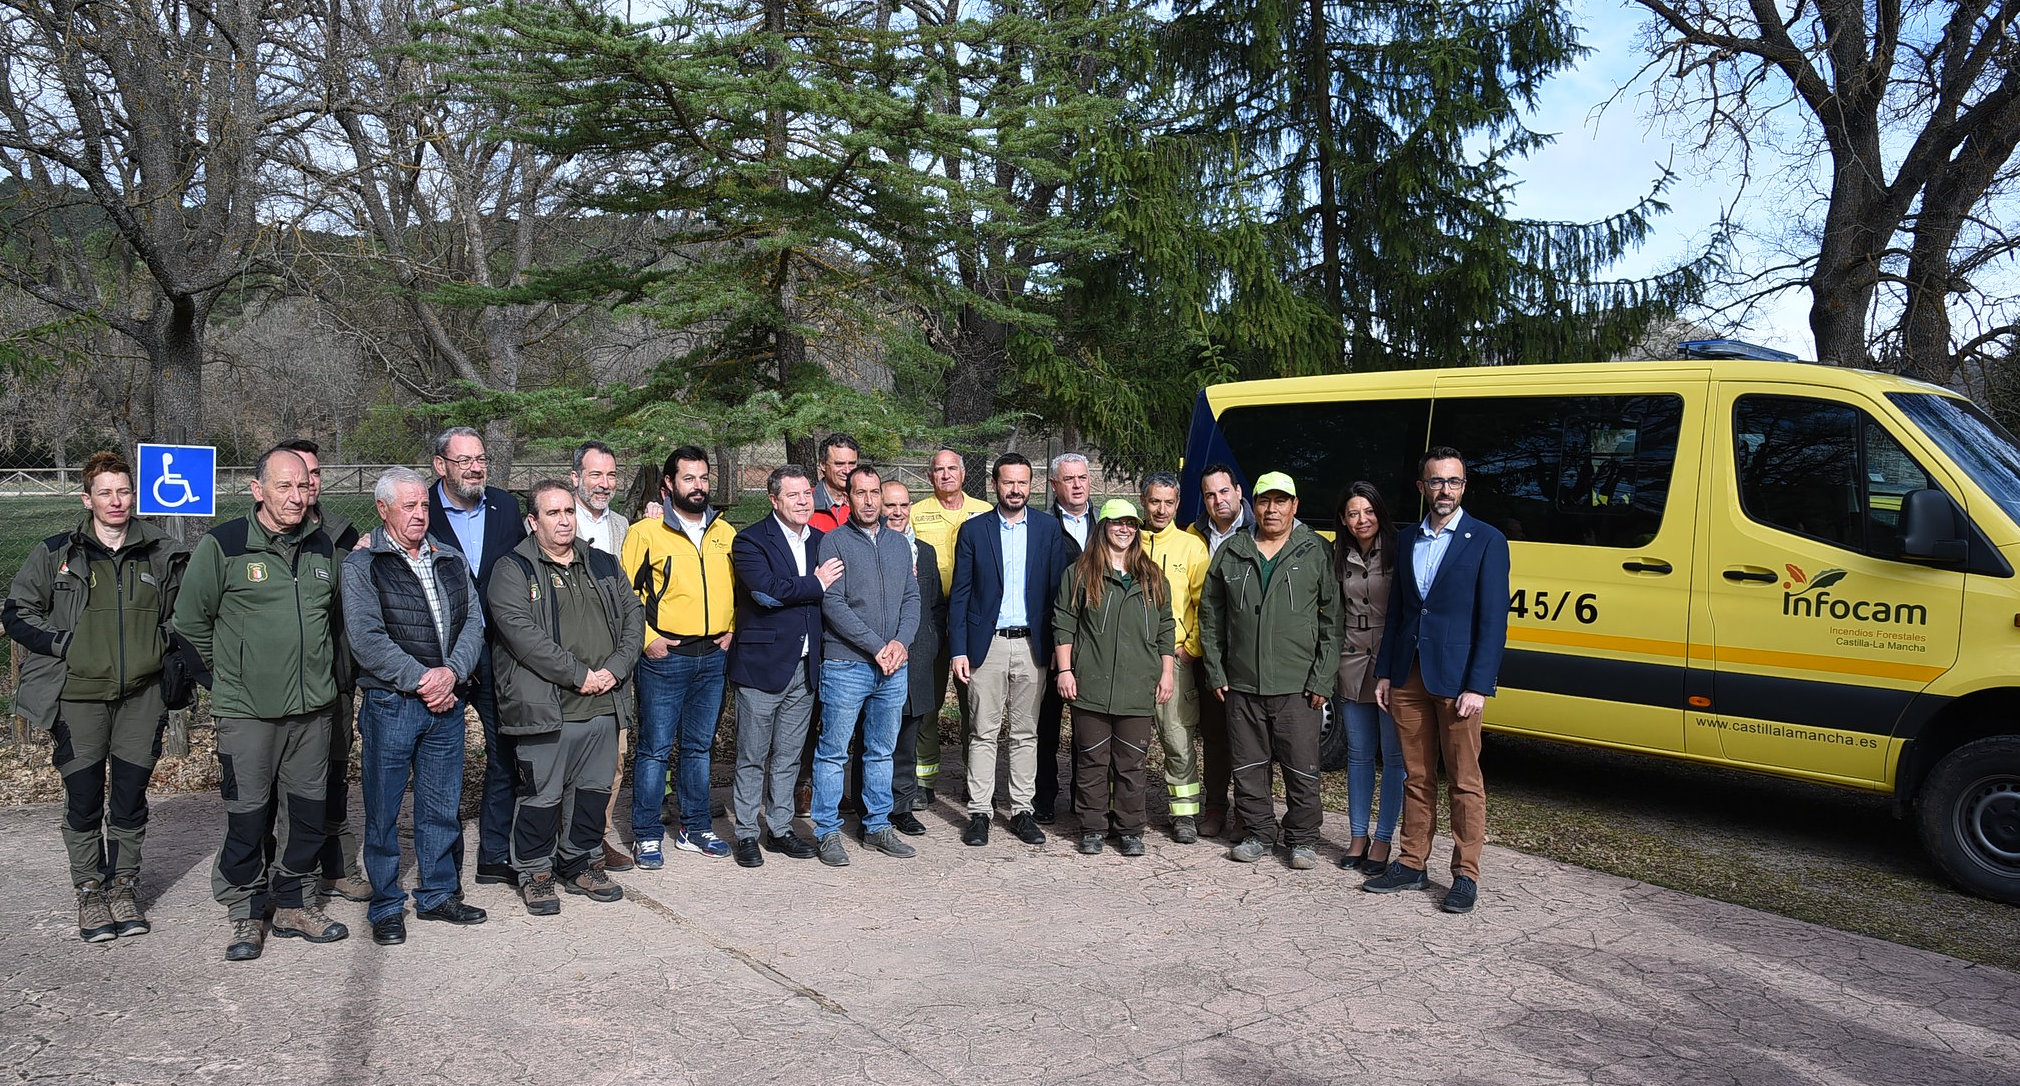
[907,447,995,804]
[1140,472,1211,843]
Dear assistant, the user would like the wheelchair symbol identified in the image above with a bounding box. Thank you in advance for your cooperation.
[152,453,199,509]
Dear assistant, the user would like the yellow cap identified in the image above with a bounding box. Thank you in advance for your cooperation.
[1098,498,1143,523]
[1252,471,1296,498]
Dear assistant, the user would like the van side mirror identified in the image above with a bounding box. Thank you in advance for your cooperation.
[1898,489,1968,565]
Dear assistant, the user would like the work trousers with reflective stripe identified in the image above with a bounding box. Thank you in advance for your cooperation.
[914,643,970,795]
[1152,659,1202,818]
[1072,709,1151,835]
[1224,691,1323,849]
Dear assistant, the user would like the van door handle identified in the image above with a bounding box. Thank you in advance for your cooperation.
[1723,568,1778,583]
[1622,560,1673,574]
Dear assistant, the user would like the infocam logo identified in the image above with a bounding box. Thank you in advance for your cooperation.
[1780,564,1927,625]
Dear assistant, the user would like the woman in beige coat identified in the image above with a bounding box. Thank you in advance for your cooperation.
[1334,482,1404,873]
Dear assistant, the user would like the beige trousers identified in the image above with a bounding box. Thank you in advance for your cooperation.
[964,636,1044,816]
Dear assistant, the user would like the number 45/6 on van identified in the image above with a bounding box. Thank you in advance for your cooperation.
[1508,589,1597,624]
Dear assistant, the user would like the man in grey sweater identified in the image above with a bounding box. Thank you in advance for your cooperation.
[810,466,921,865]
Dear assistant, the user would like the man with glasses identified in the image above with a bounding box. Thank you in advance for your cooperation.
[1367,446,1510,915]
[426,427,527,888]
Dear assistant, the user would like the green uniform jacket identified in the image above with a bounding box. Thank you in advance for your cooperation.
[3,518,190,729]
[487,536,645,737]
[1199,524,1341,698]
[1053,566,1175,717]
[172,514,341,720]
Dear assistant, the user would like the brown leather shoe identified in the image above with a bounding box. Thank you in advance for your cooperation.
[1197,805,1227,839]
[601,841,636,872]
[794,779,813,820]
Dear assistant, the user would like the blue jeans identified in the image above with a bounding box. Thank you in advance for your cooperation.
[632,648,727,842]
[357,687,468,924]
[1340,698,1405,841]
[813,660,906,838]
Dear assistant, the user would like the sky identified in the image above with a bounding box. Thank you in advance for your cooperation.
[1502,1,1820,360]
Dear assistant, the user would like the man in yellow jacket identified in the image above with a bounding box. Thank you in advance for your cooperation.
[1141,472,1210,843]
[620,446,737,868]
[906,446,993,804]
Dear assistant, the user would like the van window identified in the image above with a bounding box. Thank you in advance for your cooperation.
[1426,394,1684,547]
[1734,395,1936,558]
[1215,399,1432,531]
[1890,392,2020,527]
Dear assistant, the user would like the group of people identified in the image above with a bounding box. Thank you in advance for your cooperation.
[9,426,1509,959]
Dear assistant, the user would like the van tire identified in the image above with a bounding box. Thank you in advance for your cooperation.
[1916,736,2020,905]
[1318,699,1349,772]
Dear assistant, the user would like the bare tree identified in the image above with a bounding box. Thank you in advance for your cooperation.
[1631,1,2020,379]
[0,0,325,460]
[277,0,623,476]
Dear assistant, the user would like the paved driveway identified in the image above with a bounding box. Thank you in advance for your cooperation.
[2,789,2015,1085]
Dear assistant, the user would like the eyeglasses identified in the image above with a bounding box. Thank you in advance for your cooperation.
[441,455,489,468]
[1422,477,1466,491]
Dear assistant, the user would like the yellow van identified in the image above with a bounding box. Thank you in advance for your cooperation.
[1180,359,2020,903]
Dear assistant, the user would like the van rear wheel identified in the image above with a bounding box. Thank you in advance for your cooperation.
[1318,699,1349,771]
[1917,736,2020,905]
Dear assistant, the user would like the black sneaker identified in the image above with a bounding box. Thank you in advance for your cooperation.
[1362,861,1429,893]
[1077,832,1103,855]
[475,862,519,887]
[734,837,764,868]
[1008,812,1046,845]
[1118,834,1146,858]
[1441,875,1478,914]
[961,814,990,847]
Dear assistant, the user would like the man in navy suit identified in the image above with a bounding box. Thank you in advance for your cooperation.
[726,466,844,868]
[425,426,527,887]
[1367,446,1510,915]
[949,453,1071,848]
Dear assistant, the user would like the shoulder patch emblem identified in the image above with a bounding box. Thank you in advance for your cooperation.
[246,562,268,583]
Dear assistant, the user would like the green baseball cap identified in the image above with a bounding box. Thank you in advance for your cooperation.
[1252,471,1297,498]
[1098,497,1143,523]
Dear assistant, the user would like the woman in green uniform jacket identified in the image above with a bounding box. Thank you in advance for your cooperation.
[1053,499,1175,857]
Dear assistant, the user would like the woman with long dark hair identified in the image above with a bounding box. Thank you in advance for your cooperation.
[1334,482,1404,872]
[1054,499,1175,857]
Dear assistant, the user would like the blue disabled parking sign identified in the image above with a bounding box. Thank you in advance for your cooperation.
[136,443,217,517]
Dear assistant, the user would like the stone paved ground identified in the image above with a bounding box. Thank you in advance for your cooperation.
[3,785,2017,1086]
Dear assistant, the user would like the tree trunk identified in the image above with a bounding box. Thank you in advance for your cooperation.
[946,300,1009,486]
[147,293,208,757]
[1306,0,1343,366]
[1809,176,1884,367]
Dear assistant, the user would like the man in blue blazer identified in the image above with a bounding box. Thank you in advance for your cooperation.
[726,466,844,868]
[1368,445,1510,915]
[424,427,528,888]
[948,453,1071,848]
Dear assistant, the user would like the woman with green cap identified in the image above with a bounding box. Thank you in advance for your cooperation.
[1053,498,1176,857]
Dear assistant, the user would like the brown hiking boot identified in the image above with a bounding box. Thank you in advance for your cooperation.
[108,875,149,937]
[318,874,373,903]
[1197,805,1227,839]
[522,872,561,916]
[272,902,350,943]
[565,865,624,903]
[76,880,116,943]
[224,918,265,961]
